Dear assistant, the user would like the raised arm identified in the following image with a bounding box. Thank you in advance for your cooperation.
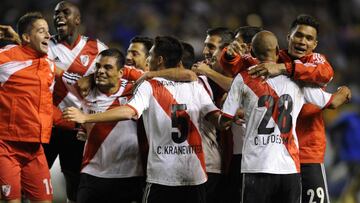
[0,25,21,45]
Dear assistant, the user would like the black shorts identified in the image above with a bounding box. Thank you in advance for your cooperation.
[301,163,330,203]
[205,173,224,203]
[142,182,206,203]
[77,173,144,203]
[242,173,301,203]
[42,127,85,201]
[225,154,242,203]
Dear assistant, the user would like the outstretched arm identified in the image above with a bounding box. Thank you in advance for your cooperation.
[63,105,137,124]
[249,53,334,87]
[134,68,197,87]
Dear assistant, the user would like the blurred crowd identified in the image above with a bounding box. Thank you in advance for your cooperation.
[1,0,359,202]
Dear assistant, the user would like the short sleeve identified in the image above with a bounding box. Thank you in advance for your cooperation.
[303,86,332,109]
[222,74,244,118]
[127,80,152,118]
[196,82,219,116]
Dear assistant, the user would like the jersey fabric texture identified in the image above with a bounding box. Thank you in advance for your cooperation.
[61,73,144,178]
[127,78,219,186]
[220,49,334,164]
[222,71,332,174]
[198,75,222,174]
[0,45,55,143]
[48,35,108,110]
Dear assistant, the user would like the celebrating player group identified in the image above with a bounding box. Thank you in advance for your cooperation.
[0,1,352,203]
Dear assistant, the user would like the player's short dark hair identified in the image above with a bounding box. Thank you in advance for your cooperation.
[17,12,44,37]
[98,48,125,70]
[235,26,264,44]
[206,27,234,45]
[153,36,183,68]
[181,42,195,70]
[290,14,320,34]
[130,36,154,55]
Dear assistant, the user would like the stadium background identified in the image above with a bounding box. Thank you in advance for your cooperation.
[1,0,359,202]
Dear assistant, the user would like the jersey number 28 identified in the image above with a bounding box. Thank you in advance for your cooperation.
[258,94,293,134]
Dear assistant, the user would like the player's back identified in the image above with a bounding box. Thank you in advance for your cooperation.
[223,71,331,175]
[129,77,218,186]
[240,73,303,174]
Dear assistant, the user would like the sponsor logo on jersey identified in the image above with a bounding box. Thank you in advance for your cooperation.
[54,56,61,63]
[80,55,90,66]
[1,185,11,197]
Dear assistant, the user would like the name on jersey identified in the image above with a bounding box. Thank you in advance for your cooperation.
[157,80,183,87]
[156,144,202,155]
[254,134,289,146]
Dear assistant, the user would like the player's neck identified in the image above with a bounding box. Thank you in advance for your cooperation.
[259,56,276,63]
[59,32,81,49]
[260,60,276,63]
[98,82,121,96]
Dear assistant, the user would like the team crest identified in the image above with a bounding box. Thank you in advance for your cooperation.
[1,185,11,197]
[80,55,90,66]
[119,97,128,105]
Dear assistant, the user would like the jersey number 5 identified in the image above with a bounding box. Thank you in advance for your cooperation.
[258,94,293,134]
[171,104,189,143]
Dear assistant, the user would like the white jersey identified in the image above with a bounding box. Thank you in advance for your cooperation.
[62,74,143,178]
[198,76,222,174]
[48,35,107,110]
[231,123,245,155]
[128,78,219,186]
[222,71,332,174]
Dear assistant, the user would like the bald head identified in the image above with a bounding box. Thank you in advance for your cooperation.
[251,31,279,62]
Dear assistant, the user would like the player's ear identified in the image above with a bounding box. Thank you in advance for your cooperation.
[158,56,164,66]
[286,33,290,42]
[75,15,81,26]
[118,67,123,78]
[312,40,318,50]
[21,33,31,44]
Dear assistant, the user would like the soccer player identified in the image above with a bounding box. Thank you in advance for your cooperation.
[43,2,108,202]
[197,27,234,203]
[203,27,234,65]
[222,14,336,203]
[0,12,54,203]
[63,36,223,203]
[194,26,262,202]
[59,49,144,203]
[182,41,224,203]
[126,36,153,72]
[220,30,350,203]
